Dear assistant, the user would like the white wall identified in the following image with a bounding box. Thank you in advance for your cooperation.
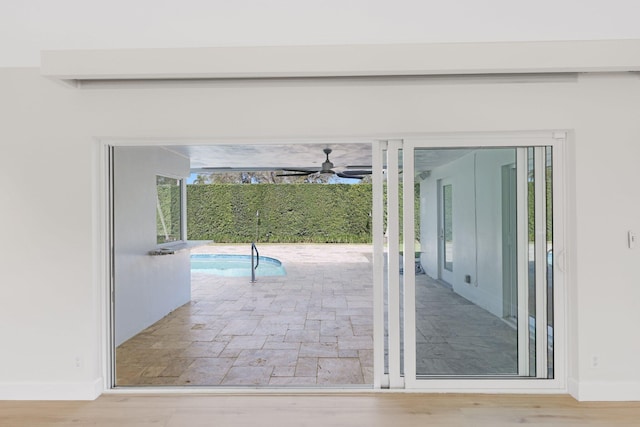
[113,147,191,346]
[3,0,640,67]
[419,149,515,317]
[0,68,639,400]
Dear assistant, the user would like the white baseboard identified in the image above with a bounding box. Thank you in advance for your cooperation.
[567,377,580,400]
[571,379,640,401]
[0,377,103,400]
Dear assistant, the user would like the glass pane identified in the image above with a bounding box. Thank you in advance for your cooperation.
[156,176,183,243]
[527,147,536,376]
[415,148,519,376]
[383,149,389,376]
[443,184,453,271]
[546,147,554,378]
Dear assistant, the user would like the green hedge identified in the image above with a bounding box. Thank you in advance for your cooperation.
[187,184,374,243]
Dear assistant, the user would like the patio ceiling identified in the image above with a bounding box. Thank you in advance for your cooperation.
[164,142,472,175]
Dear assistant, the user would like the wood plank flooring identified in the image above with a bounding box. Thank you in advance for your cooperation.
[2,394,640,426]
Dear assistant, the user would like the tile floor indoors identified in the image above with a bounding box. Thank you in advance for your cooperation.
[116,244,518,387]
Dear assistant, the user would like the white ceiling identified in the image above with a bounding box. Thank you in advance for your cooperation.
[2,0,640,67]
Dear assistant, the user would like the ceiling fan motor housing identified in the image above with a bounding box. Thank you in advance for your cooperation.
[321,148,334,172]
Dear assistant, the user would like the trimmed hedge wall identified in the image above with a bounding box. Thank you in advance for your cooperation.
[187,184,374,243]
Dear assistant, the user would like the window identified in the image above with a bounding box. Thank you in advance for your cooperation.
[156,175,183,244]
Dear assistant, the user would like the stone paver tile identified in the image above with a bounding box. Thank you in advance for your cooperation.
[221,366,273,385]
[177,358,235,385]
[299,342,338,358]
[320,320,353,337]
[213,335,233,343]
[358,349,374,367]
[362,367,374,384]
[160,358,196,377]
[353,324,373,336]
[306,311,336,321]
[347,300,372,309]
[183,329,218,342]
[317,358,363,385]
[305,320,321,330]
[253,322,289,336]
[219,319,260,336]
[180,341,227,358]
[269,376,317,385]
[284,329,319,343]
[234,349,299,368]
[218,348,242,358]
[338,349,359,358]
[259,314,307,325]
[338,335,373,350]
[262,340,300,350]
[350,315,372,325]
[272,366,296,377]
[150,340,192,350]
[225,335,267,350]
[295,357,318,377]
[322,297,348,309]
[140,366,166,378]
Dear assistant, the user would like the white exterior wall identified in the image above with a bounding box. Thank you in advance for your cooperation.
[419,149,515,317]
[113,147,191,346]
[0,68,639,400]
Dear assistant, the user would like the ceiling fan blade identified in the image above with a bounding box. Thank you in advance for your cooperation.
[336,172,364,179]
[339,170,372,176]
[345,165,372,169]
[281,168,318,173]
[276,172,313,177]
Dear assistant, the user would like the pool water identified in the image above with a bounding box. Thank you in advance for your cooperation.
[190,254,286,277]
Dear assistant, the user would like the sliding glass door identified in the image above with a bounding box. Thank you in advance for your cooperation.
[373,134,563,390]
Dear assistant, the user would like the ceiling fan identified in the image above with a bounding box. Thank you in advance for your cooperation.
[277,148,372,179]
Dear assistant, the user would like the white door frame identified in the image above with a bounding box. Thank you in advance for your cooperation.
[99,131,566,394]
[391,131,566,392]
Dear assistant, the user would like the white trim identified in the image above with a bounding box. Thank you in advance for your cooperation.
[534,146,548,377]
[41,40,640,84]
[0,378,103,401]
[568,377,580,400]
[516,148,530,375]
[402,144,417,388]
[97,141,113,391]
[97,131,569,395]
[386,139,403,389]
[573,381,640,402]
[372,140,385,389]
[550,135,568,388]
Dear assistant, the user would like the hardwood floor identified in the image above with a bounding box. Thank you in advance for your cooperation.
[2,394,640,426]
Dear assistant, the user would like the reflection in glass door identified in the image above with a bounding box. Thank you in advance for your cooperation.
[402,143,557,383]
[438,180,454,285]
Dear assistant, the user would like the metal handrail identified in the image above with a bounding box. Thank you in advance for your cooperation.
[250,242,259,283]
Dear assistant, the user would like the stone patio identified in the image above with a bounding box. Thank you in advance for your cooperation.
[116,243,520,387]
[116,244,374,387]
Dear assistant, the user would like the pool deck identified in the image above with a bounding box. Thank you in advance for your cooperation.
[116,244,374,387]
[116,243,518,387]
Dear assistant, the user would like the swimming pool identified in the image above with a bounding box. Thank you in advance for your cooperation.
[190,254,286,277]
